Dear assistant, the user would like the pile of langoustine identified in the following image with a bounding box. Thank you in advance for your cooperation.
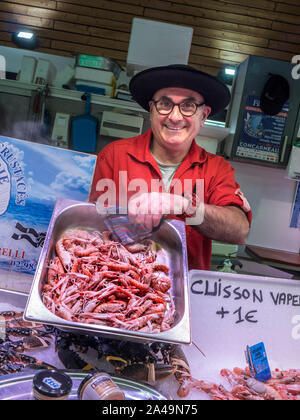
[42,229,175,333]
[174,363,300,400]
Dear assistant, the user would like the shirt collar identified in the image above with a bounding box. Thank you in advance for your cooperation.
[127,129,208,166]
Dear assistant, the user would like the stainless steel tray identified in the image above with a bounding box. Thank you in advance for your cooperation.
[25,199,191,345]
[0,370,169,400]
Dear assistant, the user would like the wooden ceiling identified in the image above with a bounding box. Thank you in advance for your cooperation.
[0,0,299,75]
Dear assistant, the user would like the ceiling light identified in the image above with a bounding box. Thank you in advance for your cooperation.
[225,67,236,76]
[17,32,34,40]
[12,30,38,50]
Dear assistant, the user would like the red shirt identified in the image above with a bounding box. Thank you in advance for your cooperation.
[89,129,252,270]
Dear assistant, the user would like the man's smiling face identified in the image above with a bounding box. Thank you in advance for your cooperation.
[149,87,211,155]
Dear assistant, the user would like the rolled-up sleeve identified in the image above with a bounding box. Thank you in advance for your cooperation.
[206,158,252,226]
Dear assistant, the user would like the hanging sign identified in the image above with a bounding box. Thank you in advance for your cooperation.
[235,95,289,163]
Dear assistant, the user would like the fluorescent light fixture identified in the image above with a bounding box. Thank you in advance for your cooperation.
[225,67,236,76]
[12,30,38,49]
[17,31,34,39]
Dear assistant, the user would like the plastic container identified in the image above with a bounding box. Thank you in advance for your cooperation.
[32,370,73,400]
[78,372,125,400]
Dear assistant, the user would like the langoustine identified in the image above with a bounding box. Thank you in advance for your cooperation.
[177,367,300,400]
[42,228,175,333]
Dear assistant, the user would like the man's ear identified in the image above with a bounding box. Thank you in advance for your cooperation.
[200,105,211,126]
[149,101,155,121]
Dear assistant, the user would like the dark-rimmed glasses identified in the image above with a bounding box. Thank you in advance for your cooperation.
[151,98,205,117]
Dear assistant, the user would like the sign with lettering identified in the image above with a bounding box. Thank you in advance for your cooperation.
[189,270,300,373]
[235,95,289,163]
[0,136,96,284]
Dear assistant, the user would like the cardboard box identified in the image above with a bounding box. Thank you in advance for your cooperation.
[75,66,116,86]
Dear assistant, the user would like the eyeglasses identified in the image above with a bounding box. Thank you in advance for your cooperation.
[151,98,205,117]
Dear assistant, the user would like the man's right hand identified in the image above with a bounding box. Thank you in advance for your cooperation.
[127,191,190,232]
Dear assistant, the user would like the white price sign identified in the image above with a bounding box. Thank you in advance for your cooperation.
[188,270,300,372]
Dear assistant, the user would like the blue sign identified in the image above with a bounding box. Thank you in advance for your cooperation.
[236,95,289,163]
[0,136,96,275]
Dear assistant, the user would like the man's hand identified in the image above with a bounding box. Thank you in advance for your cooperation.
[128,192,189,231]
[128,193,250,245]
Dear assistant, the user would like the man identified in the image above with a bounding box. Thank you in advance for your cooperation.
[89,64,251,270]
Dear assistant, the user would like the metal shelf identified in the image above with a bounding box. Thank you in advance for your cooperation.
[0,78,228,136]
[0,79,147,115]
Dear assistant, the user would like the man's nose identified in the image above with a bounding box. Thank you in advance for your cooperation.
[168,104,183,120]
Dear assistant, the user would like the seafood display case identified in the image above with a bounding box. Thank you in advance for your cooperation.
[24,199,191,345]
